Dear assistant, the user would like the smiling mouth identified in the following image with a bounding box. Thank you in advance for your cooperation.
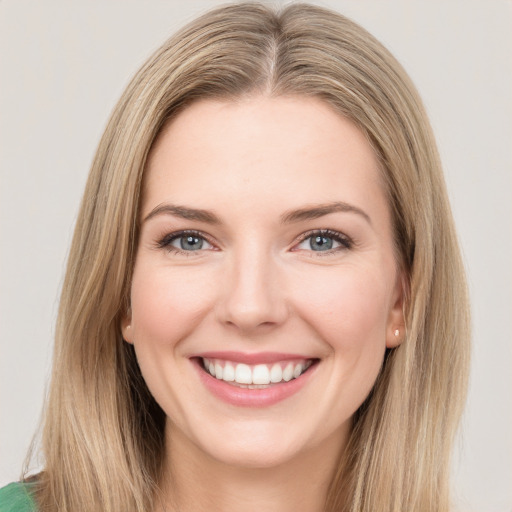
[200,357,317,389]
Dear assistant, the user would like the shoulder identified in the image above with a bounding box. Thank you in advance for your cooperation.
[0,482,37,512]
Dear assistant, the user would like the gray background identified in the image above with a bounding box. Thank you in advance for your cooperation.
[1,1,511,511]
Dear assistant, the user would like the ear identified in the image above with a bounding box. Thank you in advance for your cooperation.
[121,307,134,344]
[386,272,407,348]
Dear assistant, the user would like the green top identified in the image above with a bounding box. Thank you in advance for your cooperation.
[0,483,36,512]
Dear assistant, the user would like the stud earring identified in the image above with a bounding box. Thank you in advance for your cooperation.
[394,329,400,337]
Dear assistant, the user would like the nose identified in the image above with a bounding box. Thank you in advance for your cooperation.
[216,245,288,334]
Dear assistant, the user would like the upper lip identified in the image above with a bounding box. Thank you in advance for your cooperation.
[191,351,316,365]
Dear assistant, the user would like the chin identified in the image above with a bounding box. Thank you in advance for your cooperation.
[182,418,310,469]
[207,440,303,470]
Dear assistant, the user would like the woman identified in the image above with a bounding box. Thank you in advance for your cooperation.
[0,3,470,511]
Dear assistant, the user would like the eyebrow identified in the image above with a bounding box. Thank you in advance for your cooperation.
[143,204,221,224]
[143,201,371,226]
[280,201,372,225]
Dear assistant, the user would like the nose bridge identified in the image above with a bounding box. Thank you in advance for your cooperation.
[219,239,286,332]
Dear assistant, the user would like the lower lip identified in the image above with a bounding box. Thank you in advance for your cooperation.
[193,359,318,407]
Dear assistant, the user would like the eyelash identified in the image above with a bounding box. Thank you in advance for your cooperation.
[156,230,215,256]
[293,229,353,255]
[156,229,353,255]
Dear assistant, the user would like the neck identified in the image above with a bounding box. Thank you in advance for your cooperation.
[157,422,348,512]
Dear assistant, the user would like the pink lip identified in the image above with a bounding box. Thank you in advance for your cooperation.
[192,351,312,365]
[191,357,319,408]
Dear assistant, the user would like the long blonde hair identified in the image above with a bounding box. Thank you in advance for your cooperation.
[27,3,470,511]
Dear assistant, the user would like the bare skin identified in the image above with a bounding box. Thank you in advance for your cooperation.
[157,422,346,512]
[123,96,404,511]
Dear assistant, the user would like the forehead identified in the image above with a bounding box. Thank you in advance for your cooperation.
[143,96,388,224]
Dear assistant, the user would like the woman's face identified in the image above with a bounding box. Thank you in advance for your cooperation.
[122,96,404,469]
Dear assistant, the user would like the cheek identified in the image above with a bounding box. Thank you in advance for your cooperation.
[289,264,392,418]
[127,261,218,419]
[290,263,392,370]
[129,261,216,348]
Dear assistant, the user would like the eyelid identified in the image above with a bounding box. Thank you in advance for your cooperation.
[292,229,353,253]
[156,229,217,253]
[154,228,352,255]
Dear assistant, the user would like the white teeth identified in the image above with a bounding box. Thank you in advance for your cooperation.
[252,364,270,385]
[214,362,223,380]
[222,362,235,382]
[202,357,313,386]
[270,363,283,383]
[235,363,252,384]
[282,363,294,382]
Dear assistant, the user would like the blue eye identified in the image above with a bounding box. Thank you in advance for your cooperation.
[172,234,206,251]
[295,230,351,252]
[309,235,335,251]
[158,231,214,253]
